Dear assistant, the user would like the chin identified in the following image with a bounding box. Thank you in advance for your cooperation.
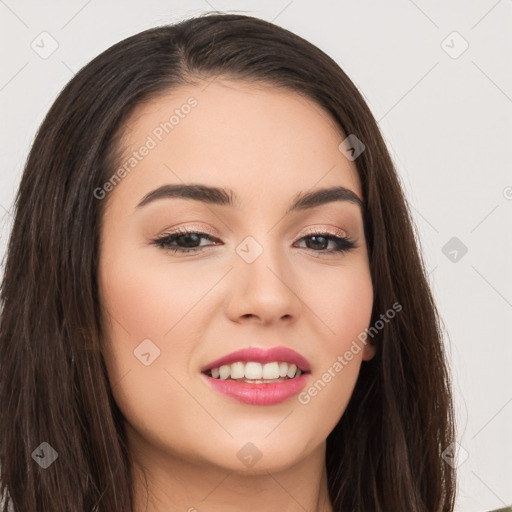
[200,434,314,474]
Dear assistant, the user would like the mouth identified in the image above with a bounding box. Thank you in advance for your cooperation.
[200,346,311,405]
[203,360,307,383]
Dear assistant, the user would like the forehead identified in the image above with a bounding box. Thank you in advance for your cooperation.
[111,79,362,208]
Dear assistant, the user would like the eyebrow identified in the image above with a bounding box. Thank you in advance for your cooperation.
[136,183,364,214]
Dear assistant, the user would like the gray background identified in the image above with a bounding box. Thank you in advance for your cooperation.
[1,1,511,510]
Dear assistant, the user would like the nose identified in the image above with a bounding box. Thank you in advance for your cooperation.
[224,240,303,326]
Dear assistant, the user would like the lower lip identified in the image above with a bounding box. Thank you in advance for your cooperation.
[202,374,309,405]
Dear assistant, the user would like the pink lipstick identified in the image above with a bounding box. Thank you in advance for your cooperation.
[200,346,310,405]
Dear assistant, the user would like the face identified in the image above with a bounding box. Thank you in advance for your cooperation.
[98,79,375,476]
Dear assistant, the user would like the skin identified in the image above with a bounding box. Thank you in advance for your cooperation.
[98,78,375,512]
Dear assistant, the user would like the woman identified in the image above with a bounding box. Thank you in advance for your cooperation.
[0,12,459,512]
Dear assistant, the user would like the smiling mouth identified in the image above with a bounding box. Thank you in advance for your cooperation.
[202,360,308,383]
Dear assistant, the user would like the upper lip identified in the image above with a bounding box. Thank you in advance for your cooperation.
[201,346,311,373]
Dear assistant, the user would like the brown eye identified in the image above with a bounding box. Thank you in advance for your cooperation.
[294,232,355,255]
[152,230,219,254]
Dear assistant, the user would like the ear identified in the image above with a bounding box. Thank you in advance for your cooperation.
[362,340,377,361]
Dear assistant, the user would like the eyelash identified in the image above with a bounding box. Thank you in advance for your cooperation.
[151,227,356,257]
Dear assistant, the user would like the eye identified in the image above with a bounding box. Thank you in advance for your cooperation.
[294,230,355,255]
[151,228,219,255]
[151,228,356,256]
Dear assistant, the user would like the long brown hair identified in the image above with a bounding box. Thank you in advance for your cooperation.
[0,12,456,512]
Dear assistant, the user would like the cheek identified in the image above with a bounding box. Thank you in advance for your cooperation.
[293,259,373,429]
[97,258,216,419]
[299,257,374,347]
[98,242,217,346]
[97,249,215,462]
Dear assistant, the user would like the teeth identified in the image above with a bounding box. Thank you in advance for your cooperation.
[262,362,279,379]
[230,361,245,379]
[206,361,304,380]
[219,365,230,380]
[286,364,297,378]
[245,362,262,379]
